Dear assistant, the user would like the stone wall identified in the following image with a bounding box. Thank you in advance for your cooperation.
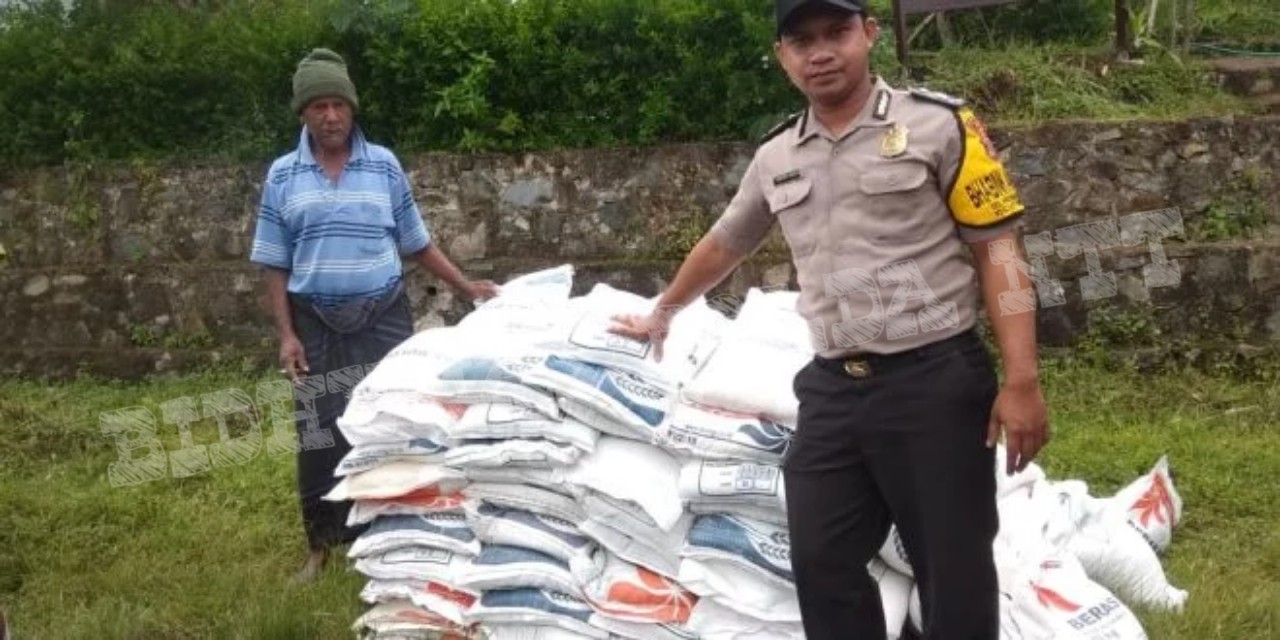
[2,115,1279,378]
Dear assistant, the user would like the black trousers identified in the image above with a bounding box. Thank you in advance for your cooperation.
[290,288,415,551]
[783,329,1000,640]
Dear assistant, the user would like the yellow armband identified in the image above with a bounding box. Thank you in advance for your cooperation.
[948,108,1024,227]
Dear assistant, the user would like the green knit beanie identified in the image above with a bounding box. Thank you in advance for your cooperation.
[291,48,359,114]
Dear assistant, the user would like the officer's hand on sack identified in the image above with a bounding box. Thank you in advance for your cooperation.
[461,279,501,302]
[608,308,675,362]
[988,379,1050,475]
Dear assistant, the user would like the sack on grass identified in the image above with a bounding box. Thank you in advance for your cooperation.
[451,403,599,453]
[352,600,481,640]
[570,547,699,624]
[350,513,481,559]
[466,588,607,639]
[354,546,471,584]
[997,478,1095,553]
[868,557,912,640]
[678,460,787,514]
[685,597,805,640]
[1067,514,1189,612]
[349,488,469,527]
[360,580,480,626]
[523,356,673,442]
[682,514,793,587]
[1106,455,1183,554]
[564,436,685,532]
[466,502,595,564]
[444,438,585,470]
[677,556,802,624]
[337,438,450,476]
[999,550,1149,640]
[464,482,587,525]
[326,462,468,502]
[455,544,580,596]
[657,403,792,464]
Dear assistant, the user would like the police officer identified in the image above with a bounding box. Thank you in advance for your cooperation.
[610,1,1049,638]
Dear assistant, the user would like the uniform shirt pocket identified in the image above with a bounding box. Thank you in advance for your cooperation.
[766,176,819,259]
[855,162,934,245]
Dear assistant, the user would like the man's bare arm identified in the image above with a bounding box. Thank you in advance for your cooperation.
[656,232,748,312]
[262,267,308,379]
[972,231,1039,388]
[970,230,1048,474]
[263,268,295,337]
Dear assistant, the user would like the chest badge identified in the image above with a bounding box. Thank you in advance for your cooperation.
[880,124,909,158]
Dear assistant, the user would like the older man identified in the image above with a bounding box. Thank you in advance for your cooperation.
[249,48,498,581]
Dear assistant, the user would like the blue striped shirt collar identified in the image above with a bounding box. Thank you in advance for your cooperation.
[294,125,372,166]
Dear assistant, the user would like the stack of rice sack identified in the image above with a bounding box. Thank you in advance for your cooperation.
[333,266,722,639]
[331,264,1188,640]
[884,452,1187,640]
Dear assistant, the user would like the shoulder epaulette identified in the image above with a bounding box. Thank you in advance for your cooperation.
[908,87,966,109]
[760,110,804,144]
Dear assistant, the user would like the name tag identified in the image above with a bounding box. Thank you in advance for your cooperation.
[772,169,801,186]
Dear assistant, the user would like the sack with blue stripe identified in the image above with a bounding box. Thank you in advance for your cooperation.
[466,502,596,564]
[455,544,580,597]
[349,512,481,559]
[427,354,560,418]
[337,437,449,476]
[523,355,672,442]
[466,588,607,639]
[682,514,794,588]
[658,402,792,464]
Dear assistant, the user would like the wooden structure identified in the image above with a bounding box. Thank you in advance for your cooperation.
[891,0,1019,65]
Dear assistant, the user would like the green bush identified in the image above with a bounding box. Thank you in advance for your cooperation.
[0,0,805,165]
[0,0,327,165]
[0,0,1262,167]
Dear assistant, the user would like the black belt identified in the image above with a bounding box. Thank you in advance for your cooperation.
[813,329,983,379]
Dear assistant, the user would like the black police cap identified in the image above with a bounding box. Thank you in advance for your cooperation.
[776,0,866,38]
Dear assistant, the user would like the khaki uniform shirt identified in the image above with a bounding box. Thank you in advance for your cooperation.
[711,76,1025,358]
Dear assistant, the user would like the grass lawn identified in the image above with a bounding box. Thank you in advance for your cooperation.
[1,359,1277,639]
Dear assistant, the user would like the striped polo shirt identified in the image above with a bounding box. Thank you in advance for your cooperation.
[249,127,431,300]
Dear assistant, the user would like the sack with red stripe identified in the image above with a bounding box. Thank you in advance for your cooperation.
[360,579,479,626]
[999,549,1148,640]
[351,600,481,639]
[570,548,699,624]
[348,487,468,527]
[1106,455,1183,554]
